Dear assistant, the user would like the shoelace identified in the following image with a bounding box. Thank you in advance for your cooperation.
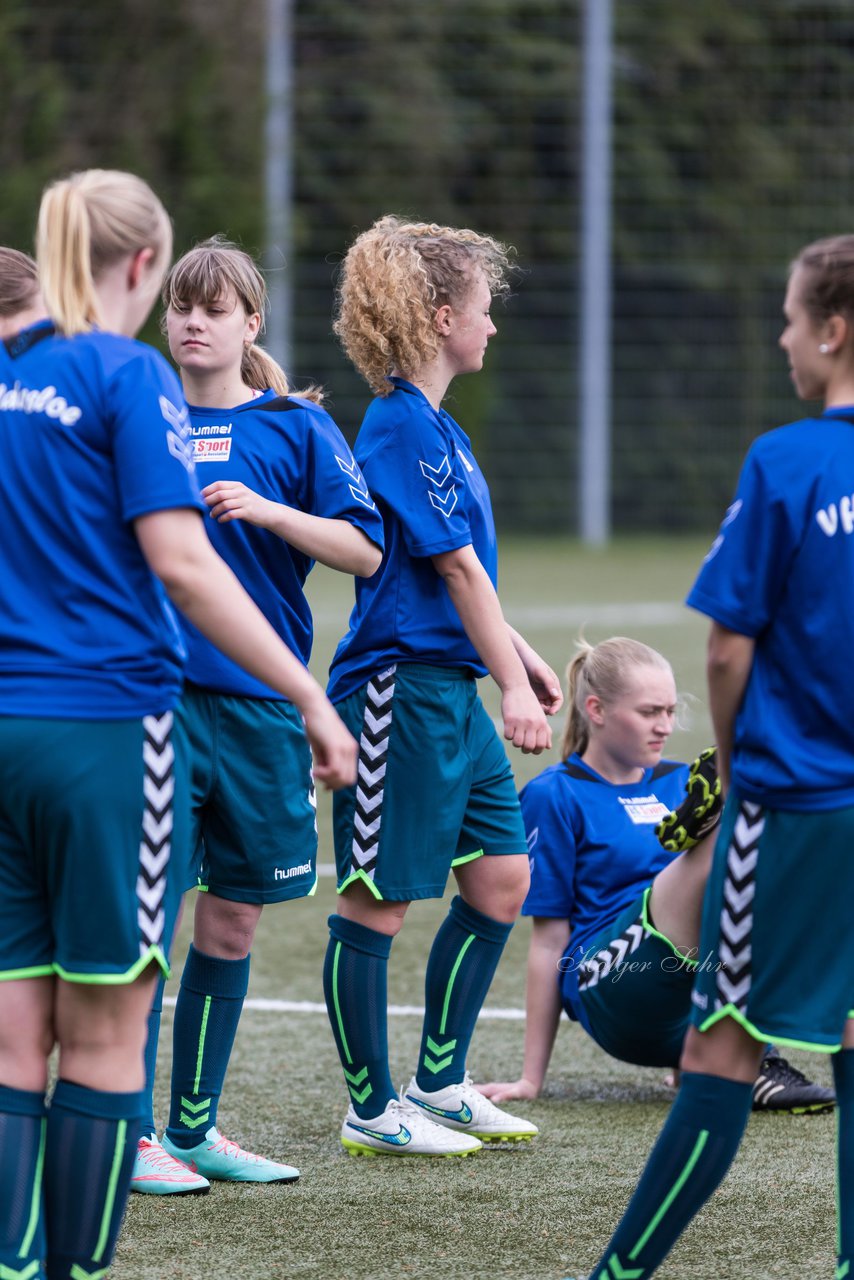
[138,1141,193,1172]
[766,1055,810,1086]
[210,1135,264,1163]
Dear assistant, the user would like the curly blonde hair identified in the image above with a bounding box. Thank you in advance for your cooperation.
[333,215,514,395]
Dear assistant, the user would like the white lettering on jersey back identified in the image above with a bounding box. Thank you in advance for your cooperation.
[419,453,457,517]
[0,380,82,426]
[816,495,854,536]
[618,793,671,825]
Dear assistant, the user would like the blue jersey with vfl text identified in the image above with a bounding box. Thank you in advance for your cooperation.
[328,378,498,702]
[520,756,689,1018]
[180,391,383,699]
[0,321,204,718]
[687,409,854,811]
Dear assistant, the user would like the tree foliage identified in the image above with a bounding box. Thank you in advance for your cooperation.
[2,1,854,530]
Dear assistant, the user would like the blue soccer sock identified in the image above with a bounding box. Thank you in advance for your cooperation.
[45,1078,144,1280]
[833,1048,854,1278]
[588,1071,753,1279]
[140,975,164,1138]
[0,1084,47,1277]
[323,914,394,1120]
[416,894,513,1091]
[165,943,249,1150]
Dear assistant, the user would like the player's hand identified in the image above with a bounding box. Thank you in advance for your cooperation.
[202,480,279,528]
[301,699,358,791]
[525,657,563,716]
[478,1078,539,1103]
[501,685,552,754]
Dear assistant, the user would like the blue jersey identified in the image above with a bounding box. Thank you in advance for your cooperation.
[180,391,383,699]
[687,409,854,811]
[520,755,690,1003]
[0,321,203,719]
[328,378,498,702]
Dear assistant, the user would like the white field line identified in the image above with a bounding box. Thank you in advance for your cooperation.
[162,995,525,1020]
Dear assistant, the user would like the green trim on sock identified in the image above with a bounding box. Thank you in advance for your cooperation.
[69,1266,109,1280]
[332,941,353,1065]
[196,881,209,893]
[439,935,475,1037]
[837,1262,850,1279]
[0,966,54,983]
[178,1096,210,1129]
[53,946,170,985]
[450,848,484,868]
[640,888,698,967]
[629,1129,709,1259]
[0,1262,42,1279]
[17,1116,45,1258]
[193,997,212,1095]
[91,1118,126,1264]
[605,1253,643,1279]
[336,868,384,899]
[697,1003,840,1054]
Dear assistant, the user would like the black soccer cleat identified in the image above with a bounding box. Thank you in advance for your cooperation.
[752,1049,836,1114]
[656,746,723,853]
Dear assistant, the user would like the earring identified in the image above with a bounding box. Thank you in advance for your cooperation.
[820,343,830,353]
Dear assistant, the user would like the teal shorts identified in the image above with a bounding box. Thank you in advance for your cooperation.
[179,683,317,905]
[332,663,527,901]
[565,889,697,1068]
[0,713,188,983]
[691,793,854,1052]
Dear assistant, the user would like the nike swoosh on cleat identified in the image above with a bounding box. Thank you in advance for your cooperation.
[347,1122,412,1146]
[406,1097,473,1124]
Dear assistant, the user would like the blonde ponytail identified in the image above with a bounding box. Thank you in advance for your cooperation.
[560,636,674,761]
[36,169,172,336]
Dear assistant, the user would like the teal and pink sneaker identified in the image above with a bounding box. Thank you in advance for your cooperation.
[130,1134,211,1195]
[161,1127,300,1183]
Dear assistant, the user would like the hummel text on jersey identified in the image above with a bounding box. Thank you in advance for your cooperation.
[816,495,854,537]
[274,862,312,881]
[0,381,82,425]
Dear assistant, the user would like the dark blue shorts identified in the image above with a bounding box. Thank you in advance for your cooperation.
[179,684,317,905]
[691,793,854,1052]
[0,713,187,982]
[332,663,527,901]
[563,889,697,1068]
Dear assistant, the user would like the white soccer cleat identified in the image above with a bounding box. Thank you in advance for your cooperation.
[341,1097,482,1157]
[402,1072,539,1142]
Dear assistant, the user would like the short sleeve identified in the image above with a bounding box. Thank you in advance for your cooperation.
[366,402,474,558]
[519,774,578,918]
[304,409,385,550]
[109,349,203,522]
[687,442,795,637]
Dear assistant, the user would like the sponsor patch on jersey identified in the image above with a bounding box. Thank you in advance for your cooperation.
[618,794,671,825]
[193,437,233,462]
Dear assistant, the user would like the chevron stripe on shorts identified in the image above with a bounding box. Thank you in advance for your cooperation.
[137,711,174,958]
[714,798,765,1014]
[348,665,397,884]
[577,913,649,992]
